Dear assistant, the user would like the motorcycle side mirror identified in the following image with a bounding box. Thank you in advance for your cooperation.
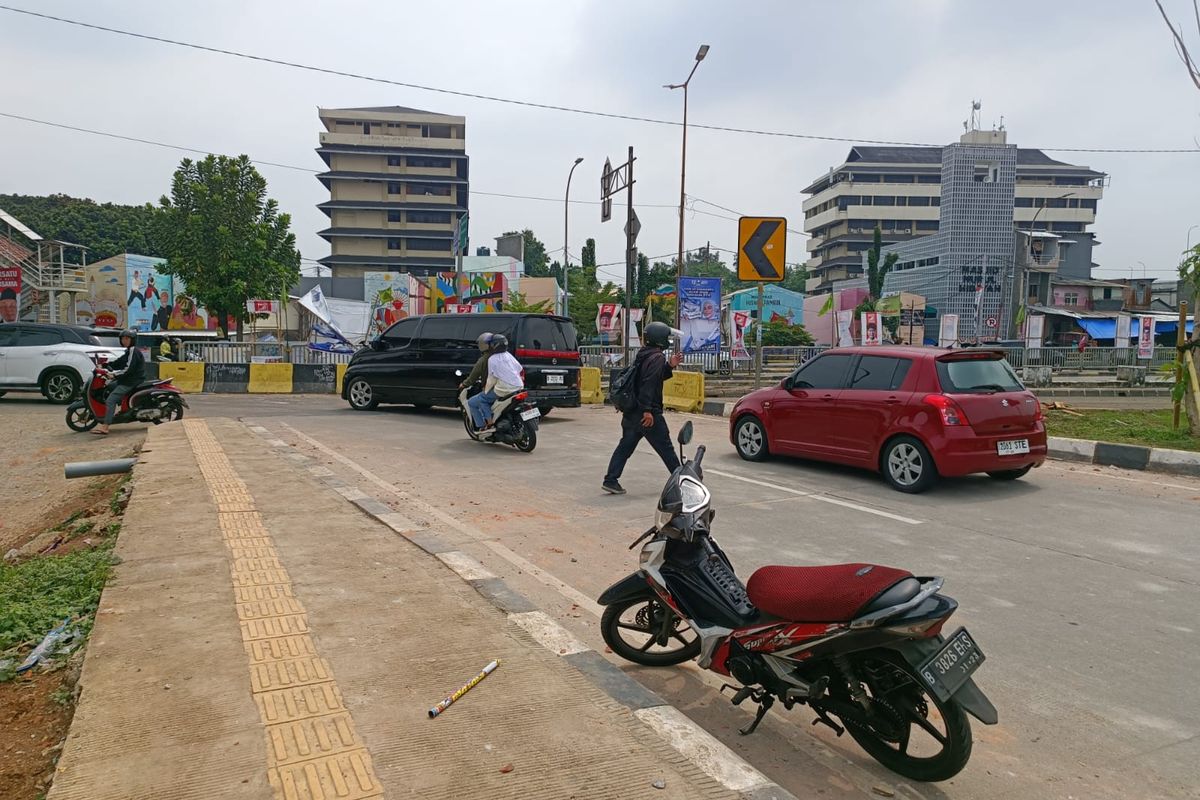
[677,421,693,445]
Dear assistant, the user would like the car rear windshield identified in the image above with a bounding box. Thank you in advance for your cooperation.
[90,334,123,347]
[517,317,578,352]
[936,357,1024,393]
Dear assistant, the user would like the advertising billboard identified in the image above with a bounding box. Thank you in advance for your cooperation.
[678,276,721,353]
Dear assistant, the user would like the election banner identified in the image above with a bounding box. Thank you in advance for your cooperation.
[678,276,721,354]
[939,313,960,348]
[1137,317,1156,360]
[860,311,882,346]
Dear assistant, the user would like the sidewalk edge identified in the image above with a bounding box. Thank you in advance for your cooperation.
[244,424,797,800]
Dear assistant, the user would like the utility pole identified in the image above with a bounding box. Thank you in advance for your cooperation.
[562,157,583,317]
[666,44,710,329]
[600,148,638,366]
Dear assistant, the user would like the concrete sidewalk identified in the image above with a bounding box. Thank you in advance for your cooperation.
[47,418,740,800]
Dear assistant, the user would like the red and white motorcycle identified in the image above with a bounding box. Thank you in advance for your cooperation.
[598,422,996,782]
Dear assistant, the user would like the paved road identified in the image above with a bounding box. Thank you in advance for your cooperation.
[12,394,1195,798]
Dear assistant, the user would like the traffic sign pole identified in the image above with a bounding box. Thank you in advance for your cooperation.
[755,283,765,389]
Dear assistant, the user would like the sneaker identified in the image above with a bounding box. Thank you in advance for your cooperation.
[601,481,626,495]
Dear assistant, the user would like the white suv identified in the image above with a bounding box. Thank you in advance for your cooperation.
[0,323,125,403]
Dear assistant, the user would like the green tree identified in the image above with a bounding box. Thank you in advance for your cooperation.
[505,290,551,314]
[780,263,809,293]
[581,238,596,268]
[1180,243,1200,300]
[0,193,162,262]
[755,319,815,346]
[155,155,300,337]
[866,226,898,302]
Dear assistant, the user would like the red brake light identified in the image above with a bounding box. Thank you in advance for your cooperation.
[1033,396,1044,422]
[514,392,529,401]
[924,394,968,426]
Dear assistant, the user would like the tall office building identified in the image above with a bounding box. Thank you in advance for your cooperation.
[316,106,468,279]
[801,128,1105,289]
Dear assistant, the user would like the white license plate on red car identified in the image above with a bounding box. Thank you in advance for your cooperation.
[997,438,1030,456]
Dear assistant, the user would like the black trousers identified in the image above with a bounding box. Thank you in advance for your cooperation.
[604,412,681,483]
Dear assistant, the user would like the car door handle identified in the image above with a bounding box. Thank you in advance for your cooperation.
[821,394,835,401]
[885,396,902,404]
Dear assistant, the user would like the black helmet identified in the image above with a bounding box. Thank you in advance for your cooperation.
[119,328,137,344]
[476,332,494,352]
[489,334,509,352]
[644,321,671,348]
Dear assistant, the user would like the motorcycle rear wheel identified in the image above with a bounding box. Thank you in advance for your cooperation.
[601,595,700,667]
[513,421,537,453]
[66,402,98,432]
[840,651,973,782]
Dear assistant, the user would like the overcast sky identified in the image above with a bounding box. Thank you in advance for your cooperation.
[2,0,1199,285]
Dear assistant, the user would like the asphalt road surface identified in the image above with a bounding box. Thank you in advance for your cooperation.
[18,393,1196,799]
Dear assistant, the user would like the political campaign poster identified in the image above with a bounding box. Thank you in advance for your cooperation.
[835,309,855,348]
[0,266,20,322]
[1115,314,1131,349]
[860,311,882,346]
[1137,316,1156,360]
[678,276,721,353]
[939,314,960,348]
[729,308,752,359]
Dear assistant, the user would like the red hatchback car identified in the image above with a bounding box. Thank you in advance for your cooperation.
[729,347,1047,492]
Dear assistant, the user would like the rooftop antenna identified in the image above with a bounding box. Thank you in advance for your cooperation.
[969,99,982,131]
[998,115,1006,131]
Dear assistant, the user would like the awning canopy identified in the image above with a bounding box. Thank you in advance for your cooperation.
[1078,318,1194,339]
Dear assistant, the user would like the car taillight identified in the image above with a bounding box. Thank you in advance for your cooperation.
[1033,396,1044,422]
[514,392,529,401]
[924,394,968,426]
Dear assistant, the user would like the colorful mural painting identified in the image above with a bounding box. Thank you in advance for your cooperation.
[363,272,411,337]
[411,271,508,314]
[125,255,174,332]
[73,254,229,332]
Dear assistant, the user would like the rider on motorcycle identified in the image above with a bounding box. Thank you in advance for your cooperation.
[93,328,145,436]
[468,334,523,431]
[459,332,494,390]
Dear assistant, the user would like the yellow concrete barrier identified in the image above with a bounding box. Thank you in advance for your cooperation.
[248,363,294,393]
[663,370,704,413]
[336,363,348,395]
[579,367,604,404]
[158,362,205,393]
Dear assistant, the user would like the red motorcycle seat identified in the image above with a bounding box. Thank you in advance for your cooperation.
[746,563,913,623]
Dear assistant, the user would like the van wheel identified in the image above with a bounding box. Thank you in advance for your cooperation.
[882,436,937,493]
[346,378,378,410]
[43,370,81,404]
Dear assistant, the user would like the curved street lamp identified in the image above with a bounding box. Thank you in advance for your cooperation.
[666,44,710,326]
[563,157,584,316]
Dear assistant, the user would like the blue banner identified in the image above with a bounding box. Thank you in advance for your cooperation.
[678,276,722,353]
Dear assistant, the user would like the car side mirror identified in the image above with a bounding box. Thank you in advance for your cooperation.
[782,376,794,390]
[370,338,388,351]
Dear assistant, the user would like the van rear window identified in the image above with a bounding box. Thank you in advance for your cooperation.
[518,318,577,352]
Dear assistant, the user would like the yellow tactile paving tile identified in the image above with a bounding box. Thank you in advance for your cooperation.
[245,635,318,664]
[236,597,307,621]
[255,683,347,725]
[240,614,311,641]
[181,419,383,800]
[250,657,334,693]
[265,712,364,766]
[267,749,383,800]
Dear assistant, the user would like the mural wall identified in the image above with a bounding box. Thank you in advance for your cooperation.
[73,253,229,332]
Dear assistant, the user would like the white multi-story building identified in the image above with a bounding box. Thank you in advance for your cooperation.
[801,129,1106,290]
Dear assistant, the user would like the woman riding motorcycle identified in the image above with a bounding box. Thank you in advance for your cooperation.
[93,328,145,436]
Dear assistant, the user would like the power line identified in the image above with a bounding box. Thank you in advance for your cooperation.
[3,5,1197,155]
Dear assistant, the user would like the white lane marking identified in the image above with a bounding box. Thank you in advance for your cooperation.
[1042,462,1200,492]
[436,551,496,581]
[278,422,603,615]
[707,468,924,525]
[633,706,772,793]
[508,611,589,655]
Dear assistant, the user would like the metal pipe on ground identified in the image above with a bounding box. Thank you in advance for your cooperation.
[64,458,137,479]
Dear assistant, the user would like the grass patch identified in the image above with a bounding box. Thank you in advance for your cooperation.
[1045,409,1200,452]
[0,541,117,662]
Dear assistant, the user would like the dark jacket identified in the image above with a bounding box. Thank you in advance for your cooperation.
[110,346,146,387]
[632,345,673,415]
[464,352,491,386]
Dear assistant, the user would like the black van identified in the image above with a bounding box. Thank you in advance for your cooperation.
[341,313,580,413]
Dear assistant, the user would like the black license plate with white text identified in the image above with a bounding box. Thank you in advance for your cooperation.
[918,627,985,701]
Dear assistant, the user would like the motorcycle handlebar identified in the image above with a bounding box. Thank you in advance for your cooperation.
[694,445,706,467]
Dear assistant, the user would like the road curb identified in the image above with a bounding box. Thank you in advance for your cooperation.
[244,423,798,800]
[1049,436,1200,476]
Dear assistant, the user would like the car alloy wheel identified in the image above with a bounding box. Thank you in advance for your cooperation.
[735,416,768,461]
[347,379,376,410]
[888,442,925,487]
[45,372,79,403]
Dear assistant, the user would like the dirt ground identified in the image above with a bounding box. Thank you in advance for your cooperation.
[0,399,143,553]
[0,667,77,800]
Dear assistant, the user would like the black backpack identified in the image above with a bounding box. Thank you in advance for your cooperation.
[609,358,641,413]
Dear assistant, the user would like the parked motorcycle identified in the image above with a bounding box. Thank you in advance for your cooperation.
[455,371,539,453]
[597,422,996,782]
[66,354,188,432]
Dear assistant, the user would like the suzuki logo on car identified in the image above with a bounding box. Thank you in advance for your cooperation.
[552,358,558,365]
[1000,398,1010,407]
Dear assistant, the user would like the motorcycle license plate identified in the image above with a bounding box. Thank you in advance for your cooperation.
[996,438,1030,456]
[918,627,985,702]
[520,407,541,421]
[546,374,564,385]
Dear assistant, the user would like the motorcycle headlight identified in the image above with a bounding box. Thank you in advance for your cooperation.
[679,477,710,514]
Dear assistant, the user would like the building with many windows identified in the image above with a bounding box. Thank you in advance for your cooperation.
[801,129,1105,290]
[316,106,468,279]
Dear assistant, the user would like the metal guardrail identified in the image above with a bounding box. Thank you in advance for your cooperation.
[182,341,355,364]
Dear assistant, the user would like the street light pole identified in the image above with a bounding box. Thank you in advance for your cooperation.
[666,44,709,328]
[563,157,583,317]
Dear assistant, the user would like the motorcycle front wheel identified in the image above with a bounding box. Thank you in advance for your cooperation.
[66,402,98,432]
[600,595,700,666]
[156,397,185,424]
[461,410,482,441]
[839,651,973,782]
